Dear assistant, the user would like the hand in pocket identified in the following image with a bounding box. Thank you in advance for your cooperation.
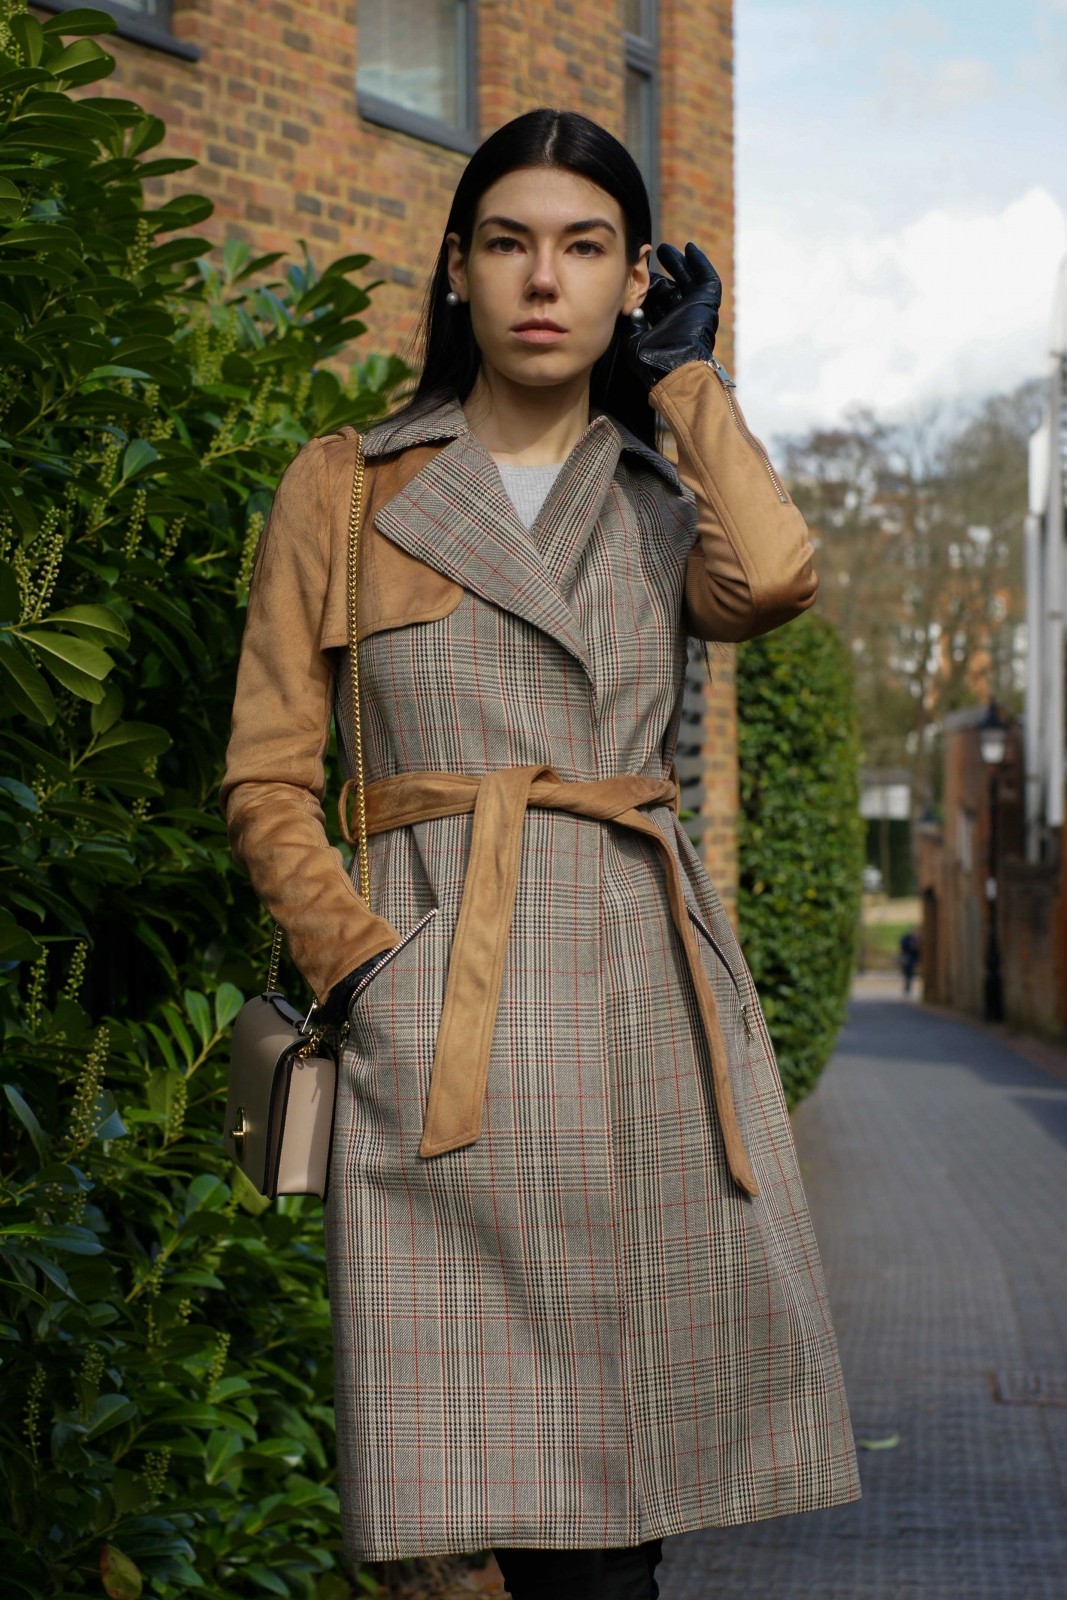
[320,907,441,1027]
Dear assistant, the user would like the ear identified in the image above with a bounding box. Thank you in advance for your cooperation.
[622,244,653,316]
[445,231,468,302]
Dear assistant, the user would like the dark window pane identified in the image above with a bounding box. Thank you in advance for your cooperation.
[625,65,654,188]
[624,0,653,40]
[110,0,167,15]
[358,0,465,128]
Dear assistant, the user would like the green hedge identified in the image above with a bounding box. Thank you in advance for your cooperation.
[0,6,410,1595]
[736,612,864,1107]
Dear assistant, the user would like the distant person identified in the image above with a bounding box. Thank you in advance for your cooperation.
[899,928,922,994]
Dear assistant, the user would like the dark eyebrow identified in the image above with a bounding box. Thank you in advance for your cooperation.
[478,214,618,238]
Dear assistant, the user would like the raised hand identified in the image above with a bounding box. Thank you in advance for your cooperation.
[625,241,723,393]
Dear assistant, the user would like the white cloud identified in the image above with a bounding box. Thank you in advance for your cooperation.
[885,3,953,46]
[873,53,1001,117]
[736,186,1067,442]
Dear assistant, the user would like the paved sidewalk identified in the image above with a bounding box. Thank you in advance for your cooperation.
[659,978,1067,1598]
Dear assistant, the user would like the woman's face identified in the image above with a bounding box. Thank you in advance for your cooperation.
[445,166,651,392]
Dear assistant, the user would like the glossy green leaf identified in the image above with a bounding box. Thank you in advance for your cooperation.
[85,1392,139,1439]
[184,988,211,1048]
[119,438,159,482]
[145,1064,184,1116]
[49,38,111,81]
[9,13,45,66]
[3,1081,50,1162]
[204,1428,245,1485]
[89,679,123,735]
[19,627,113,680]
[93,719,171,756]
[40,8,119,34]
[34,603,129,643]
[17,1223,103,1255]
[94,1089,128,1141]
[215,982,244,1031]
[99,1543,142,1600]
[231,1165,273,1216]
[3,222,84,251]
[185,1172,228,1213]
[0,776,38,811]
[0,643,56,724]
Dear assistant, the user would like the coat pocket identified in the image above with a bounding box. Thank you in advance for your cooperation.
[339,897,447,1151]
[685,903,756,1048]
[345,905,440,1018]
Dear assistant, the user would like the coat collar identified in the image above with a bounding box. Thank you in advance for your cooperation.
[361,387,683,495]
[361,389,687,684]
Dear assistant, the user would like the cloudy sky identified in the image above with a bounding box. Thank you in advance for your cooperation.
[733,0,1067,445]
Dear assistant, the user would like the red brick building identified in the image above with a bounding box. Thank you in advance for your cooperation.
[37,0,743,914]
[917,709,1067,1041]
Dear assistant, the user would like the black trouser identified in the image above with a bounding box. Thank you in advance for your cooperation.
[492,1538,664,1600]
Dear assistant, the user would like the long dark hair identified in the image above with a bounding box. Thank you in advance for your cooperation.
[389,108,658,449]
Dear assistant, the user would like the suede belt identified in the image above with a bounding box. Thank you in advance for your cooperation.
[338,763,759,1199]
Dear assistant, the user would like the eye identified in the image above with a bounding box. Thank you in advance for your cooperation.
[486,235,521,252]
[571,239,605,256]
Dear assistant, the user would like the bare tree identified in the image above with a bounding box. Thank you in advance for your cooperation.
[777,376,1041,812]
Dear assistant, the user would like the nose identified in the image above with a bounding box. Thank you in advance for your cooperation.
[524,244,560,299]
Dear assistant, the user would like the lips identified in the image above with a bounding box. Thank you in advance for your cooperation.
[512,319,568,346]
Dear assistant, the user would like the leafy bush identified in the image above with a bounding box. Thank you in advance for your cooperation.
[736,612,864,1106]
[0,5,411,1594]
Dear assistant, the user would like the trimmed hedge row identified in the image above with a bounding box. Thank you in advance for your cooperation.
[736,612,865,1107]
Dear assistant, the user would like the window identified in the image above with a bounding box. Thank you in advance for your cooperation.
[956,806,974,872]
[110,0,168,16]
[33,0,199,60]
[624,0,660,253]
[357,0,478,155]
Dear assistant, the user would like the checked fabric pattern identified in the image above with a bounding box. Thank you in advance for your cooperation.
[316,391,862,1562]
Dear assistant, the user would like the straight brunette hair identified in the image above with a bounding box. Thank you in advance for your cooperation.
[388,107,659,450]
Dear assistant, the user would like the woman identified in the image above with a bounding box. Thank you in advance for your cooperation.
[219,108,862,1599]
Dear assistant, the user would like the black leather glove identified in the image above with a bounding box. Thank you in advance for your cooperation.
[625,241,723,393]
[316,949,394,1028]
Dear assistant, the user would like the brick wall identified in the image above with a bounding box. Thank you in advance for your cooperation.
[917,713,1067,1039]
[659,0,739,923]
[38,0,741,910]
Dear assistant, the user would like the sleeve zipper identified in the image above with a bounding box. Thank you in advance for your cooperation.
[704,356,791,505]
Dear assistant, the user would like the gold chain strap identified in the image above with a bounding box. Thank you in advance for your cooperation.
[264,431,368,1002]
[345,434,370,910]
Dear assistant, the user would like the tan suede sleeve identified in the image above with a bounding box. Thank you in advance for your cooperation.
[218,437,402,1004]
[648,359,819,642]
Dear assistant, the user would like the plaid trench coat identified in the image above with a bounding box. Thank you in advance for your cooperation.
[220,360,862,1562]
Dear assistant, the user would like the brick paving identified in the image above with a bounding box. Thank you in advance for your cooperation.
[658,977,1067,1598]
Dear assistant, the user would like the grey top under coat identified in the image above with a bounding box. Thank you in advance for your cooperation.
[492,458,565,531]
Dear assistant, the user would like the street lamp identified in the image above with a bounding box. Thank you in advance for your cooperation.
[979,700,1008,1022]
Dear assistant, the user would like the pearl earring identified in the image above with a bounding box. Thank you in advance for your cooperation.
[445,290,460,306]
[630,306,646,324]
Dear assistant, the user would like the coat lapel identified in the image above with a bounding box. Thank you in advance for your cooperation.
[373,433,594,679]
[524,418,622,604]
[362,390,683,683]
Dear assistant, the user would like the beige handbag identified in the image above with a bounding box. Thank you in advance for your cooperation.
[223,434,372,1201]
